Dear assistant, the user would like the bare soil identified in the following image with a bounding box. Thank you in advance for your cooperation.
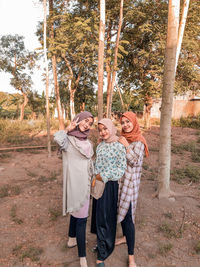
[0,126,200,267]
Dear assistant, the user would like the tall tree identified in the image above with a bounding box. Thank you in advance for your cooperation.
[43,0,51,157]
[157,0,180,198]
[98,0,105,121]
[175,0,190,71]
[0,35,36,120]
[49,0,65,129]
[106,0,124,118]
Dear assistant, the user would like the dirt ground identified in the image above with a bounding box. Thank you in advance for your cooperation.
[0,126,200,267]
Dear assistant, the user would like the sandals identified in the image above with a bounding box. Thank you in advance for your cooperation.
[115,237,126,246]
[67,237,77,248]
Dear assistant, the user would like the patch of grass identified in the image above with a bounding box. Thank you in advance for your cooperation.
[158,223,180,238]
[0,184,21,198]
[163,212,173,219]
[0,184,10,198]
[171,142,197,154]
[148,253,156,259]
[194,241,200,254]
[11,185,21,196]
[158,243,173,255]
[172,115,200,129]
[49,207,62,221]
[10,204,23,224]
[38,171,57,183]
[20,246,43,262]
[27,170,38,177]
[0,153,12,160]
[12,244,23,255]
[191,150,200,163]
[171,166,200,184]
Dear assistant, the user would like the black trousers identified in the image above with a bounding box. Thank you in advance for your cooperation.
[96,181,119,261]
[121,204,135,255]
[68,215,87,257]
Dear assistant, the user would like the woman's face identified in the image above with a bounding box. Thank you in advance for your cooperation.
[98,124,110,140]
[78,117,93,132]
[121,116,134,133]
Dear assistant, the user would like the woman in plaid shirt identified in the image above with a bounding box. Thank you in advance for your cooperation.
[116,112,149,267]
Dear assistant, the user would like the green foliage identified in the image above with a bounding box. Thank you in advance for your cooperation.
[0,119,46,144]
[158,223,180,239]
[172,114,200,129]
[49,207,62,221]
[13,244,43,262]
[0,184,21,198]
[194,241,200,254]
[20,247,43,262]
[172,166,200,184]
[10,204,23,224]
[0,35,37,95]
[158,243,173,255]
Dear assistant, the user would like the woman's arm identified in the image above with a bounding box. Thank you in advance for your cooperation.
[126,141,144,166]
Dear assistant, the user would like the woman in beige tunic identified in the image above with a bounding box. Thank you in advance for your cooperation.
[54,111,94,267]
[116,112,149,267]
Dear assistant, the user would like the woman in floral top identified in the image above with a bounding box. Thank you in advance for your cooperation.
[116,112,149,267]
[94,118,127,267]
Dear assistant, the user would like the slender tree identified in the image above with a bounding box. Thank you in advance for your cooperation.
[49,0,65,129]
[106,0,124,118]
[0,35,35,120]
[97,0,105,121]
[157,0,180,198]
[175,0,190,71]
[43,0,51,157]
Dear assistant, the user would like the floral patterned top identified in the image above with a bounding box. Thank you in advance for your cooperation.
[95,141,127,183]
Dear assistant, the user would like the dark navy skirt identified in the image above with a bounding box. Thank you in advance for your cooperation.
[96,180,119,261]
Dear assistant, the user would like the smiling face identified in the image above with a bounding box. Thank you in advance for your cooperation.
[78,117,93,132]
[121,116,134,133]
[98,123,110,140]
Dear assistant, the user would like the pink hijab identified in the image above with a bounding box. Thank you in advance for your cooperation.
[98,118,119,143]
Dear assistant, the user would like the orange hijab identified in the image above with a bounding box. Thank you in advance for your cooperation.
[120,112,149,157]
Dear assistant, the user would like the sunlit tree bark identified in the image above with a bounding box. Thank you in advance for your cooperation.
[157,0,180,198]
[175,0,190,71]
[97,0,105,121]
[107,0,123,118]
[49,0,65,130]
[43,0,51,157]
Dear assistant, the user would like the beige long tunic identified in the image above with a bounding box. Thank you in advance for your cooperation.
[62,136,94,216]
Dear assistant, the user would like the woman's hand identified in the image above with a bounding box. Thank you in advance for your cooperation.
[96,174,102,181]
[66,117,79,133]
[118,136,129,149]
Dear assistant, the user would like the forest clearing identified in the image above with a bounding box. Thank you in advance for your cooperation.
[0,123,200,267]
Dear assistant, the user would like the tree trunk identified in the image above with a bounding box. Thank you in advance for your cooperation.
[97,0,105,121]
[157,0,180,198]
[107,0,124,118]
[64,57,77,120]
[43,0,51,157]
[106,20,112,116]
[49,0,65,130]
[19,92,28,121]
[175,0,190,71]
[116,84,125,111]
[143,95,153,129]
